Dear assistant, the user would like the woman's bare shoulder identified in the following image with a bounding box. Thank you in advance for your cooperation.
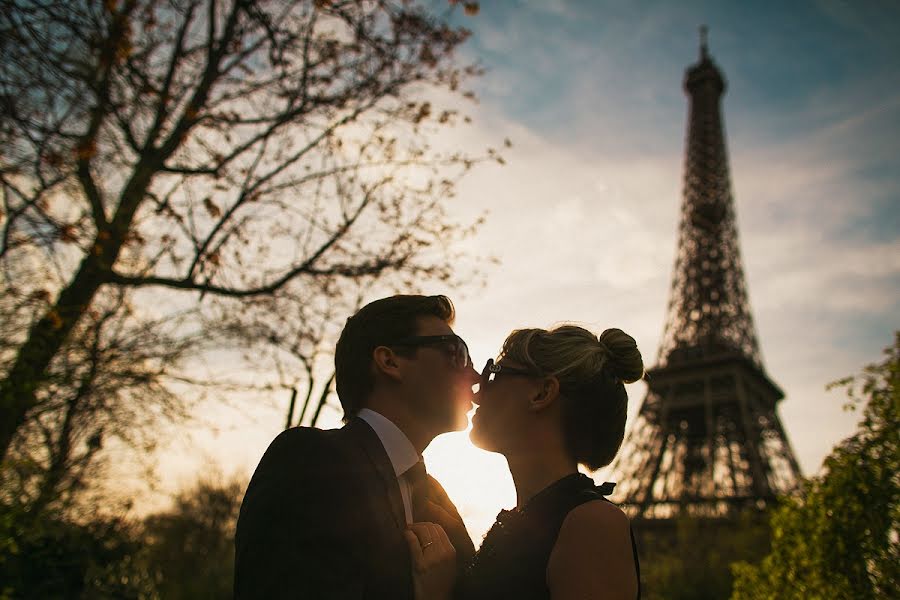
[556,499,631,551]
[547,500,637,599]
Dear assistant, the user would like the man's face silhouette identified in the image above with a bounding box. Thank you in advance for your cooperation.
[400,315,478,435]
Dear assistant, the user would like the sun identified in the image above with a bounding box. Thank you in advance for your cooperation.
[423,414,516,546]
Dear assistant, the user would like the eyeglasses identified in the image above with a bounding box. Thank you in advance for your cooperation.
[389,334,472,369]
[480,358,536,386]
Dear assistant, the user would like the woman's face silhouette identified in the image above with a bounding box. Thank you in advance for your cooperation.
[469,358,539,455]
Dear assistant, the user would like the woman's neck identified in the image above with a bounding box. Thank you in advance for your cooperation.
[506,446,577,509]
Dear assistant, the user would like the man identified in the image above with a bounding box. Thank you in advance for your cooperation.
[234,295,478,599]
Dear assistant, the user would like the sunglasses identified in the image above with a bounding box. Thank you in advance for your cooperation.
[390,334,472,369]
[480,358,536,386]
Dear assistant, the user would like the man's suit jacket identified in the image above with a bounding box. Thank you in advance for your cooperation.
[233,418,474,599]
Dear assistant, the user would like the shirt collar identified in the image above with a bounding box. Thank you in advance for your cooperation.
[357,408,420,477]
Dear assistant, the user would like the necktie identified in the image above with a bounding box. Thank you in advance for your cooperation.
[406,460,429,522]
[404,460,475,567]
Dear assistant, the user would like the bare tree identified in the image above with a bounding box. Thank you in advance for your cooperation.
[0,284,207,516]
[0,0,495,463]
[211,278,350,429]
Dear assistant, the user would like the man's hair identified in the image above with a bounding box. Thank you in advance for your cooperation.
[334,295,455,421]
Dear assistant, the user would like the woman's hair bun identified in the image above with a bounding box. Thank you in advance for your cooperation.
[497,324,643,469]
[598,328,644,384]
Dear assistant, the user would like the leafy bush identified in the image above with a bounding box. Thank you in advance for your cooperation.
[731,334,900,599]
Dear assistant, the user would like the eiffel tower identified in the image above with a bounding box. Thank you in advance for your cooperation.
[611,29,802,520]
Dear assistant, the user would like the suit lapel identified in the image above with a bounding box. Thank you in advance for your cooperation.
[346,418,407,531]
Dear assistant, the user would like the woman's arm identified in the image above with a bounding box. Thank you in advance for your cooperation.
[546,500,638,600]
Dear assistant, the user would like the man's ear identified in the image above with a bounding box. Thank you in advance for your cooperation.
[372,346,404,382]
[528,376,560,412]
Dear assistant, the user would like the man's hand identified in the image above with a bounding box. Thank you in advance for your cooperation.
[404,521,457,600]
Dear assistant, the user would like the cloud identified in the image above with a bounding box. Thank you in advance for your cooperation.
[437,1,899,484]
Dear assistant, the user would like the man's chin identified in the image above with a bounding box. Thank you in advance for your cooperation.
[448,400,473,430]
[452,414,469,432]
[424,412,467,438]
[435,411,467,434]
[468,428,498,454]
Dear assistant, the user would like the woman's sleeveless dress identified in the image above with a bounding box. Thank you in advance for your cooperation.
[457,473,641,600]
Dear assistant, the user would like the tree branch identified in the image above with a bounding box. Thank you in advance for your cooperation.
[143,0,200,152]
[74,0,141,230]
[108,254,396,297]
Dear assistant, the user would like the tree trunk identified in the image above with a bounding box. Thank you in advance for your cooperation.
[0,150,160,462]
[284,387,297,430]
[0,254,108,464]
[310,372,336,427]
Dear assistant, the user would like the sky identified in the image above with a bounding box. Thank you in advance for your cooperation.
[147,0,900,543]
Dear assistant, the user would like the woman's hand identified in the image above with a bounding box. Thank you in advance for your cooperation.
[404,521,457,600]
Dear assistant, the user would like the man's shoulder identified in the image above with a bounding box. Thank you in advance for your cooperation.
[259,424,355,468]
[270,423,342,448]
[243,424,368,508]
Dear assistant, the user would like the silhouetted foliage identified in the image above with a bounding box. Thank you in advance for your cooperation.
[0,502,154,599]
[1,472,245,599]
[634,511,771,600]
[731,333,900,599]
[142,474,244,600]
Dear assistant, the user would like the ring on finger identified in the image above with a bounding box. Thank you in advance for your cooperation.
[421,540,435,549]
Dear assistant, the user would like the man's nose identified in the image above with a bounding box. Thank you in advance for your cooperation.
[466,362,482,385]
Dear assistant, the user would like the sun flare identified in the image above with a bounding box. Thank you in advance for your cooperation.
[423,414,516,545]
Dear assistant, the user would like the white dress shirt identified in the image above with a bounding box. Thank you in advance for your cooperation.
[357,408,421,524]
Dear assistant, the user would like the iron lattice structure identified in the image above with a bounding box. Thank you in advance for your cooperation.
[610,36,802,519]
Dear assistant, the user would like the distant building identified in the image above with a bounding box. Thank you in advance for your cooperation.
[610,29,802,521]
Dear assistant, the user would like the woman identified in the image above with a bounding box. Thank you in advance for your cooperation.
[406,325,642,599]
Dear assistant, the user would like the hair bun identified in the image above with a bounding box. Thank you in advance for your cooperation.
[598,328,644,384]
